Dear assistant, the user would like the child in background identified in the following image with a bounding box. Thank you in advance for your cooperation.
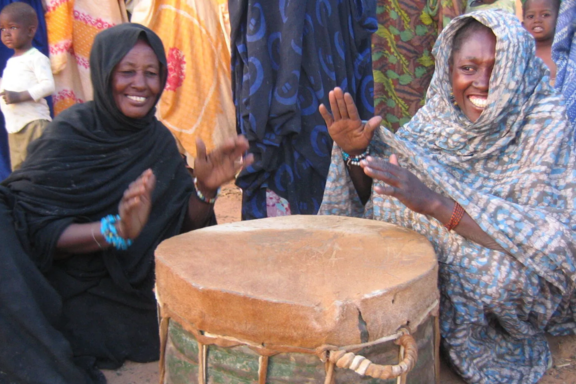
[522,0,561,85]
[0,2,54,171]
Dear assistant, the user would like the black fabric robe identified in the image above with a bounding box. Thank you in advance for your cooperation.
[0,24,199,383]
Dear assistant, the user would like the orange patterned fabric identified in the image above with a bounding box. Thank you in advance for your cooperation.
[132,0,236,158]
[45,0,74,74]
[45,0,127,115]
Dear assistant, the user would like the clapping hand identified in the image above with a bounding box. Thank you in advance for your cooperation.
[362,155,438,215]
[116,169,156,239]
[319,87,382,156]
[194,136,254,197]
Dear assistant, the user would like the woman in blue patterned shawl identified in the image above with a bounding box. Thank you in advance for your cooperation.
[319,9,576,384]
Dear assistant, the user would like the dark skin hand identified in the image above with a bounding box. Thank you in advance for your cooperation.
[320,87,506,253]
[56,137,254,258]
[0,90,33,104]
[319,87,382,156]
[319,87,381,204]
[181,136,254,232]
[56,169,156,257]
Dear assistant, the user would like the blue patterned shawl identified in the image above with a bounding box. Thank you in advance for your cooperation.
[320,9,576,293]
[552,0,576,127]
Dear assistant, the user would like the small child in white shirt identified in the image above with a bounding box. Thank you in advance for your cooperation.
[0,2,54,170]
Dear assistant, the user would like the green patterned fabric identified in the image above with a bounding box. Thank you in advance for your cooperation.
[372,0,466,131]
[466,0,516,13]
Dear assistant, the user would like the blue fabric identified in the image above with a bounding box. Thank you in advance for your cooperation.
[321,9,576,383]
[0,125,8,180]
[230,0,377,220]
[552,0,576,129]
[0,0,52,180]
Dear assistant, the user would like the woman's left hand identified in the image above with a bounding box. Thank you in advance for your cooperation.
[194,136,254,197]
[361,154,439,215]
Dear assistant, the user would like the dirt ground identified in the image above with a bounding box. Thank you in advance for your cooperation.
[103,182,576,383]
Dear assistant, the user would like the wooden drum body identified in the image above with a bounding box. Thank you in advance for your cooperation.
[155,216,440,383]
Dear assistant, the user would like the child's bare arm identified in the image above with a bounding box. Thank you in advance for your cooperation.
[0,90,33,104]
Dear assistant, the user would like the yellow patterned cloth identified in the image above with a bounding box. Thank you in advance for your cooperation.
[45,0,127,115]
[131,0,236,158]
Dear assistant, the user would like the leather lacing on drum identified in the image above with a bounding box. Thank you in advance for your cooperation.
[158,299,439,384]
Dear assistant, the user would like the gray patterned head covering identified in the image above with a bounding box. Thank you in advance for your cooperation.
[414,9,555,161]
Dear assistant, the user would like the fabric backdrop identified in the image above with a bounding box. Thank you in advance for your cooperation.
[131,0,237,160]
[372,0,466,131]
[230,0,377,219]
[45,0,127,115]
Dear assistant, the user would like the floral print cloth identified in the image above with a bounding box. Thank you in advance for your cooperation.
[130,0,237,158]
[372,0,466,131]
[320,10,576,384]
[45,0,128,115]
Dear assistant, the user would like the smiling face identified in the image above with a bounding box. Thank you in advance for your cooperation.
[111,40,161,119]
[0,12,35,55]
[522,0,558,43]
[450,27,496,123]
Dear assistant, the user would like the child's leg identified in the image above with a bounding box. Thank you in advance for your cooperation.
[8,119,50,171]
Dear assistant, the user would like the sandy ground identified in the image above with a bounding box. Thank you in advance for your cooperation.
[103,182,576,383]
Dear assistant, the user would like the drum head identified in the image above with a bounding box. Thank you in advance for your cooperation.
[156,215,438,348]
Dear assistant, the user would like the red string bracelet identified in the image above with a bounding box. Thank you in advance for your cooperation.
[445,202,465,231]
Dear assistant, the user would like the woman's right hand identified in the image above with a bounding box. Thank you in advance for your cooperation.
[116,169,156,239]
[55,169,156,257]
[319,87,382,156]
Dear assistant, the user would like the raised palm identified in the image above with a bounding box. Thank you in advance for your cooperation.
[319,87,382,156]
[194,136,254,195]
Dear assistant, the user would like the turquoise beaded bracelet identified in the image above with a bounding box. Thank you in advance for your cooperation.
[342,146,370,166]
[100,214,132,250]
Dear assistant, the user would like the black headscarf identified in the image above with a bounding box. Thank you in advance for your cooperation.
[90,23,167,133]
[2,23,193,297]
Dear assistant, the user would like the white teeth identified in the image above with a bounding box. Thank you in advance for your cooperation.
[533,27,543,32]
[469,96,487,109]
[127,95,146,102]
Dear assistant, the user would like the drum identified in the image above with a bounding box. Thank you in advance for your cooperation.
[155,215,439,384]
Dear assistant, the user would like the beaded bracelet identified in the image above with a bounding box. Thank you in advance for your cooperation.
[445,202,465,231]
[100,214,132,250]
[342,146,370,166]
[194,177,219,204]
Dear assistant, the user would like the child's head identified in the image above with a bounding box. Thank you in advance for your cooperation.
[522,0,560,43]
[0,3,38,53]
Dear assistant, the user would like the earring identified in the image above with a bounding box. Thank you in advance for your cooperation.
[449,91,457,106]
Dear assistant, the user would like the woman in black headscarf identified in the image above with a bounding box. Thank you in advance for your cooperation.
[0,24,251,383]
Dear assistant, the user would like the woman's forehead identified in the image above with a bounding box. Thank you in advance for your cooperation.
[118,41,160,67]
[454,29,497,59]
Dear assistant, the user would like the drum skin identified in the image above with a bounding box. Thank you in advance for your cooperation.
[155,215,440,383]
